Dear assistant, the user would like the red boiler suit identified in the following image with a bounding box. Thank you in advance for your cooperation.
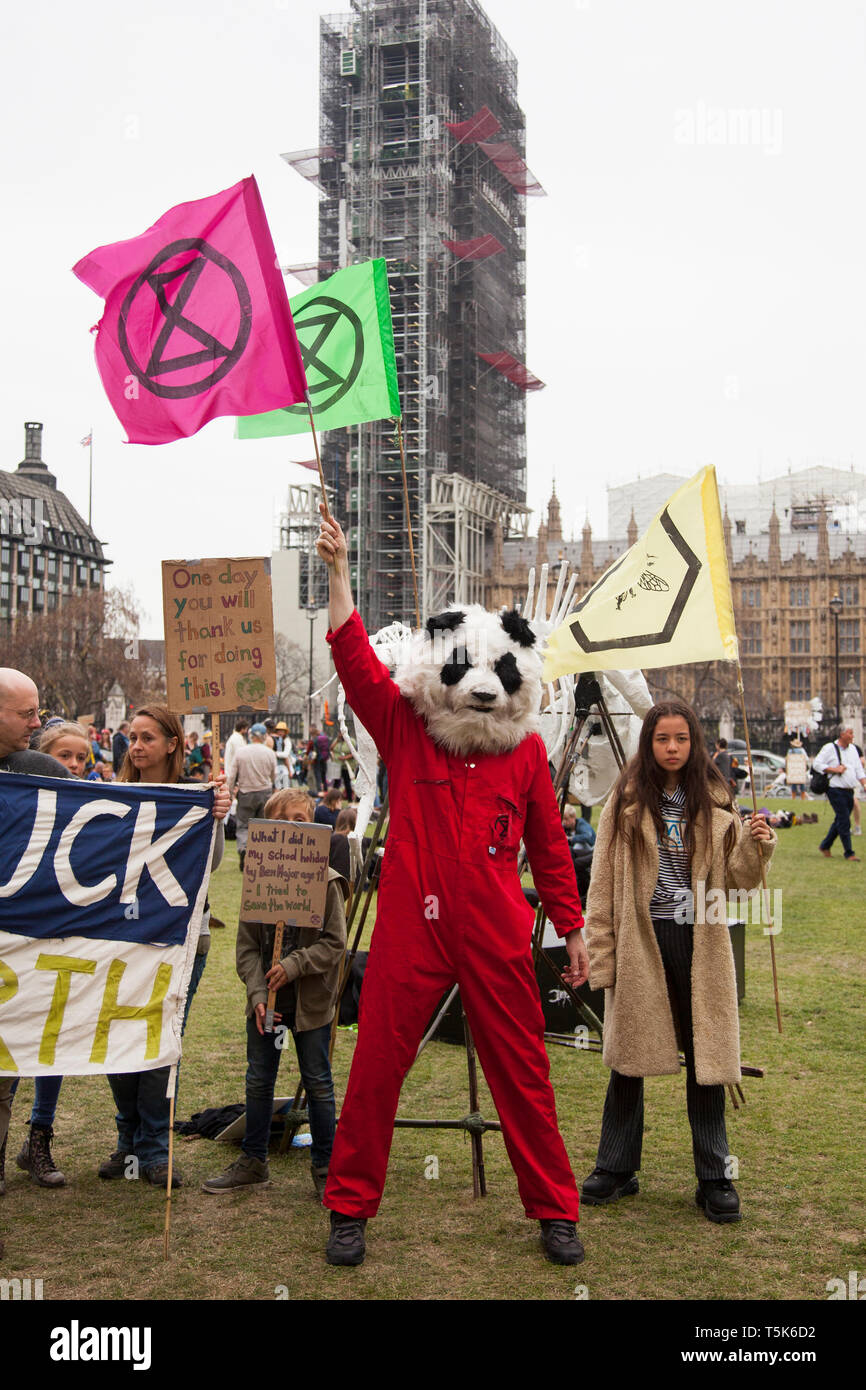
[323,610,584,1220]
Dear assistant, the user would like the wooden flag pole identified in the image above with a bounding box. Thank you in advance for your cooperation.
[305,393,331,521]
[395,417,421,629]
[305,391,352,590]
[736,663,783,1033]
[87,427,94,528]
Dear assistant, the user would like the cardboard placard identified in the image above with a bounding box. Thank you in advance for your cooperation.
[786,750,809,784]
[162,557,276,713]
[240,820,331,928]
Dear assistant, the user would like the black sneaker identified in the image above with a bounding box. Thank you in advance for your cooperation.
[540,1219,585,1265]
[326,1211,367,1266]
[581,1167,639,1205]
[98,1149,133,1180]
[696,1178,741,1224]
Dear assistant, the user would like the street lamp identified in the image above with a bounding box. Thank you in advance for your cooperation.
[829,592,843,720]
[306,602,318,739]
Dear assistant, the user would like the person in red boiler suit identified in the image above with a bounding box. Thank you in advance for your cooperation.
[317,508,589,1268]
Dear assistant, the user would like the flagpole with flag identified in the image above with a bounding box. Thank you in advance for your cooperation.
[80,430,93,525]
[543,466,783,1032]
[72,176,308,446]
[238,258,419,623]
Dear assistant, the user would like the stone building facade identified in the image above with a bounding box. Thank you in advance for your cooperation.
[0,422,109,628]
[490,484,865,722]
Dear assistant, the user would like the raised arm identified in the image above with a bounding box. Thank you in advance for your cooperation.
[315,505,403,759]
[316,505,354,634]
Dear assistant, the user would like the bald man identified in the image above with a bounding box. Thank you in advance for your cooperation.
[0,668,70,1196]
[0,668,70,777]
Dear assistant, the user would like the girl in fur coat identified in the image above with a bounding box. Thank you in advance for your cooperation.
[566,699,775,1224]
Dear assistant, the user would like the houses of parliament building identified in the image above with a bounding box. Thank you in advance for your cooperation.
[489,465,865,722]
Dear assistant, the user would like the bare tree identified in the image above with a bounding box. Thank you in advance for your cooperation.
[273,633,310,714]
[5,583,162,720]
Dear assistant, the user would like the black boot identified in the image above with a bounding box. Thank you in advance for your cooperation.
[540,1220,585,1266]
[239,850,246,872]
[17,1123,66,1188]
[696,1178,741,1224]
[326,1212,367,1266]
[581,1167,639,1205]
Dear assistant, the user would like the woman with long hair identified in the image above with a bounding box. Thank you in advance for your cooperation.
[99,705,230,1190]
[572,700,775,1225]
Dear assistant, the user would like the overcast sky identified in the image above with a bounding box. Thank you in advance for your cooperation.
[2,0,864,632]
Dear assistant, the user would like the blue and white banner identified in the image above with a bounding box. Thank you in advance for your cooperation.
[0,772,215,1077]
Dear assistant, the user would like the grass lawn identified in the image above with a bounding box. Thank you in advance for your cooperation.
[1,799,864,1301]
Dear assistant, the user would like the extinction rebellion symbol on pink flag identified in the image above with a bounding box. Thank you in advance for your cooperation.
[72,177,308,444]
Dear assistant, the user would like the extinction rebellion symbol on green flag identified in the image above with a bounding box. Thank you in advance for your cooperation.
[236,258,401,437]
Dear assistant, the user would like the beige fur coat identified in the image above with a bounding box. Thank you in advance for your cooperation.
[585,786,776,1086]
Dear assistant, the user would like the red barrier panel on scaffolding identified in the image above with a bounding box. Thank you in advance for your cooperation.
[478,352,546,391]
[442,234,505,260]
[445,106,502,143]
[477,141,546,196]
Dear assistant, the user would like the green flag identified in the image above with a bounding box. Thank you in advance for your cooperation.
[236,258,401,437]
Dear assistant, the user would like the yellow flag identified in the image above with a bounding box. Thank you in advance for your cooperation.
[542,467,738,681]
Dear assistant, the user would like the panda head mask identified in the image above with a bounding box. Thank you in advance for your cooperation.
[393,604,542,756]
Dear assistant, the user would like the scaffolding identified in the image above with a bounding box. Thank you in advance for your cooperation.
[278,484,328,608]
[315,0,532,629]
[424,472,530,615]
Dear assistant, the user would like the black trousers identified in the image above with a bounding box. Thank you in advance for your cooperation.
[596,919,730,1180]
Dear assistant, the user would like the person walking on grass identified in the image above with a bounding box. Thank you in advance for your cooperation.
[814,727,866,863]
[575,700,775,1226]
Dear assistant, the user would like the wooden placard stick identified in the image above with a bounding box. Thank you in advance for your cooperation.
[211,712,221,780]
[265,920,286,1033]
[163,1066,177,1260]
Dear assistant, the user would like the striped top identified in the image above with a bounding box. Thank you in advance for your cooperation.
[649,783,690,919]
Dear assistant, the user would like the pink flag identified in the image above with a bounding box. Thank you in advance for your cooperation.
[73,177,308,445]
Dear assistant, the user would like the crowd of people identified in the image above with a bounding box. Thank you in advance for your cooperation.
[0,671,231,1208]
[223,717,360,873]
[1,651,863,1270]
[0,669,365,1208]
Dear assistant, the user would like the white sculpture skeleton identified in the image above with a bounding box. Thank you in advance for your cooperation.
[330,563,652,877]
